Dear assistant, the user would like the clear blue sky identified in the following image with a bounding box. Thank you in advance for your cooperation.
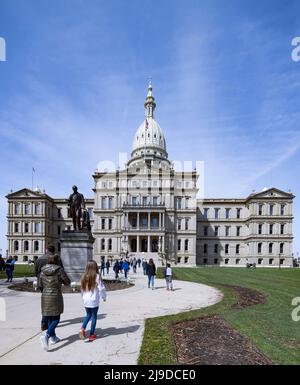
[0,0,299,255]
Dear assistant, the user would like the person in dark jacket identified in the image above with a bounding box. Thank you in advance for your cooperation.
[137,258,141,268]
[38,254,70,351]
[123,259,130,279]
[147,259,156,290]
[142,259,147,275]
[5,256,15,282]
[35,245,64,331]
[105,260,110,275]
[100,260,105,276]
[113,260,120,279]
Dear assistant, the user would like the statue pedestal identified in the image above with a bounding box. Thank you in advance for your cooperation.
[60,230,95,283]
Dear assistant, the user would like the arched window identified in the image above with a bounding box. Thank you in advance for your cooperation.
[269,243,273,254]
[24,241,29,252]
[258,243,262,254]
[14,240,19,252]
[280,243,284,254]
[34,241,39,252]
[184,239,189,252]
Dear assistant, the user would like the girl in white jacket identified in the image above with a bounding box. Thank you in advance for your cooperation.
[79,261,107,341]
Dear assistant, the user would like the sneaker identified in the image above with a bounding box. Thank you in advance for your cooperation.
[89,334,96,341]
[79,328,86,340]
[40,334,49,351]
[49,336,61,345]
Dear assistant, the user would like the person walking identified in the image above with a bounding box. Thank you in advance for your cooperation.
[113,260,120,279]
[164,263,174,291]
[105,260,110,275]
[5,256,15,282]
[79,261,107,342]
[100,260,105,276]
[123,259,130,279]
[132,257,137,274]
[147,258,156,290]
[38,254,71,351]
[142,259,147,275]
[35,245,64,331]
[137,257,141,268]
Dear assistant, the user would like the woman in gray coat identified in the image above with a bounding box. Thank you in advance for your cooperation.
[38,254,70,351]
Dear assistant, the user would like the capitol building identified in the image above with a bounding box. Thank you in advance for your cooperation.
[6,83,295,267]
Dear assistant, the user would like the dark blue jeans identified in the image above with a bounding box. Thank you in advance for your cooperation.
[46,315,60,338]
[124,270,128,279]
[6,269,13,281]
[82,307,99,336]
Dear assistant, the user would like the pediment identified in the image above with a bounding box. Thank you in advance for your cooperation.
[6,188,46,199]
[248,187,294,200]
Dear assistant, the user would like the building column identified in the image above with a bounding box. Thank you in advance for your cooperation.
[137,236,140,253]
[148,235,151,252]
[137,212,140,230]
[159,213,161,229]
[148,212,151,229]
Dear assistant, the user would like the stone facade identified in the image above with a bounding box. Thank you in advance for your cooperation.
[6,83,295,267]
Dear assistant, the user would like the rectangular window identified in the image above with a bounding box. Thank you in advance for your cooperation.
[34,222,41,233]
[14,223,19,233]
[204,226,208,236]
[214,226,219,237]
[280,224,284,235]
[184,239,189,251]
[177,239,181,251]
[108,218,113,230]
[15,203,21,215]
[280,204,285,215]
[204,244,208,254]
[203,208,209,219]
[142,196,147,206]
[258,204,263,215]
[108,197,113,209]
[57,208,62,218]
[57,225,61,235]
[108,239,112,251]
[225,208,230,219]
[236,208,241,219]
[185,218,189,230]
[258,224,263,235]
[269,224,273,235]
[236,244,240,254]
[178,219,182,230]
[236,226,241,237]
[185,197,190,209]
[214,208,220,219]
[177,197,182,209]
[34,203,41,215]
[152,196,158,206]
[101,239,105,251]
[101,197,107,209]
[25,223,29,233]
[87,208,93,219]
[132,196,137,206]
[225,226,230,237]
[101,218,105,230]
[269,205,274,216]
[24,204,30,215]
[214,244,218,254]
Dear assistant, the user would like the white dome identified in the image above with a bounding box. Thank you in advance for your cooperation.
[132,117,166,155]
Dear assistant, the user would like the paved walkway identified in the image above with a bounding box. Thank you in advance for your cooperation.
[0,270,222,365]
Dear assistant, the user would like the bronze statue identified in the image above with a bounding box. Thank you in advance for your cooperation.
[68,185,85,231]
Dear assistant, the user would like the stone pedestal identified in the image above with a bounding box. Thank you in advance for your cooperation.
[60,230,95,283]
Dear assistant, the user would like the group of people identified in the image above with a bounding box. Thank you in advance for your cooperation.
[35,245,107,351]
[0,255,16,282]
[112,256,142,279]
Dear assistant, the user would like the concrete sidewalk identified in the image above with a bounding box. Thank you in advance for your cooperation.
[0,270,222,365]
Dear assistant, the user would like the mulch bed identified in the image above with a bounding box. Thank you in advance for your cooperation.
[222,284,267,309]
[8,279,133,293]
[173,315,273,365]
[172,285,271,365]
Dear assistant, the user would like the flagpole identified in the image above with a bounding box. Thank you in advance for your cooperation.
[32,168,35,190]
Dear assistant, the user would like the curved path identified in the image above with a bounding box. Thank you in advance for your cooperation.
[0,270,222,365]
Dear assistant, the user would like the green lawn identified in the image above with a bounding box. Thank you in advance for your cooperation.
[138,267,300,365]
[0,264,35,279]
